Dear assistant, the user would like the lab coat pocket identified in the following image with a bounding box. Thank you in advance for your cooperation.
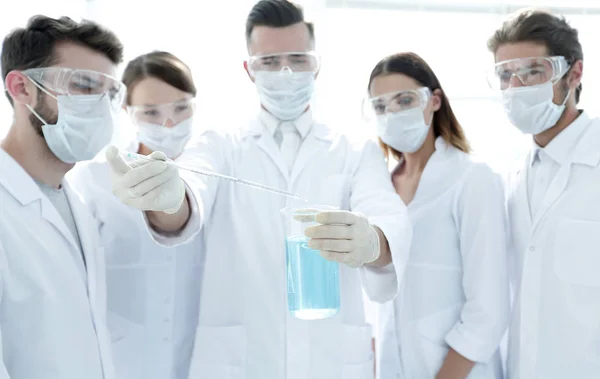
[189,325,246,378]
[107,311,145,379]
[417,304,462,376]
[554,218,600,287]
[343,324,374,365]
[318,174,351,210]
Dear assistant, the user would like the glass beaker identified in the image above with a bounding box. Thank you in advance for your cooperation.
[281,205,341,320]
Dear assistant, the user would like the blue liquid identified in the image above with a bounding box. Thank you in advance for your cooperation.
[285,235,340,320]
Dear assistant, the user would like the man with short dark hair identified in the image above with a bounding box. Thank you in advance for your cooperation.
[487,8,600,378]
[0,15,125,378]
[104,1,412,378]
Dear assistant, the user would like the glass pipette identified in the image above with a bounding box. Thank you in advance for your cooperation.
[122,152,308,202]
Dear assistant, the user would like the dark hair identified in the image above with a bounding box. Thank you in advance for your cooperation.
[2,15,124,105]
[368,52,471,161]
[121,51,196,105]
[487,8,583,103]
[245,0,314,44]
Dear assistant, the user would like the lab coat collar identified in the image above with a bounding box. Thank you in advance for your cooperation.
[0,148,46,206]
[240,109,336,184]
[401,136,463,210]
[519,112,600,232]
[258,107,313,140]
[241,108,333,142]
[569,113,600,167]
[529,111,590,167]
[0,148,86,256]
[433,135,453,157]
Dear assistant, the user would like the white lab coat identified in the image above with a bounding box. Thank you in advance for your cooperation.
[506,112,600,379]
[148,113,412,379]
[69,156,205,379]
[0,148,114,379]
[376,138,510,379]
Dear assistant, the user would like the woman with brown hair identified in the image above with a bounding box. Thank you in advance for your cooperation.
[70,51,203,379]
[123,51,197,158]
[366,52,509,379]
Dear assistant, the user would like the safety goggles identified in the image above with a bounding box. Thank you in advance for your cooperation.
[364,87,431,120]
[487,56,570,91]
[23,67,126,110]
[127,98,196,126]
[247,52,320,74]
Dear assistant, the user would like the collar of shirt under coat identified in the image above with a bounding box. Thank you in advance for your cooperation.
[529,110,590,167]
[258,107,313,140]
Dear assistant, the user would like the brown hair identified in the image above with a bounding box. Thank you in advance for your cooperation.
[487,8,583,103]
[121,51,196,105]
[368,52,471,161]
[245,0,315,45]
[2,15,123,106]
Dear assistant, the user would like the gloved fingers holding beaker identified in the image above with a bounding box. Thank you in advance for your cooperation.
[305,210,382,268]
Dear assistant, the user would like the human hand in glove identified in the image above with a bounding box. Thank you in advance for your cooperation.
[105,145,185,214]
[304,211,382,268]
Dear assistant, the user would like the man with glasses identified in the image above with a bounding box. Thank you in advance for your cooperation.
[105,0,411,378]
[0,15,124,378]
[487,8,600,378]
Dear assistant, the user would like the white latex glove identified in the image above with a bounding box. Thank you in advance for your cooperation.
[105,145,185,214]
[304,210,381,268]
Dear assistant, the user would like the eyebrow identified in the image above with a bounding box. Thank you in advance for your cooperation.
[138,98,192,108]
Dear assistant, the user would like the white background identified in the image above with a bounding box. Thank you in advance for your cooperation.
[2,0,600,175]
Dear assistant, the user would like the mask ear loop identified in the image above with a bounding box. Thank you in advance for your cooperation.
[556,64,572,106]
[24,77,57,126]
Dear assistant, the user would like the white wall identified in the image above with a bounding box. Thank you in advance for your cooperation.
[2,0,600,177]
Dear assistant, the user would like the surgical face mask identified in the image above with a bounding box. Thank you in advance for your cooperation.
[27,94,117,163]
[502,81,570,135]
[254,71,315,121]
[136,117,194,158]
[377,108,432,153]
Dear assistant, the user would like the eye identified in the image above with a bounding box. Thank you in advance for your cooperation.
[373,104,385,114]
[70,82,97,94]
[143,109,159,116]
[499,71,512,82]
[398,96,414,105]
[259,57,279,67]
[529,68,544,76]
[175,104,189,113]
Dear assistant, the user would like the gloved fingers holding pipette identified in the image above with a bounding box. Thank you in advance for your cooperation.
[105,145,186,214]
[304,210,382,268]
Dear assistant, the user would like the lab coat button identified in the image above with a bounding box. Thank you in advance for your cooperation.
[529,246,535,252]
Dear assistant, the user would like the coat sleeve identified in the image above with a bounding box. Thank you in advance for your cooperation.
[142,130,227,247]
[0,241,13,378]
[352,140,412,303]
[444,163,510,363]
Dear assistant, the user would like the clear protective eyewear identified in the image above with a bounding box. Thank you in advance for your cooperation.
[247,52,320,74]
[363,87,431,120]
[127,98,196,126]
[487,56,570,91]
[23,67,126,110]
